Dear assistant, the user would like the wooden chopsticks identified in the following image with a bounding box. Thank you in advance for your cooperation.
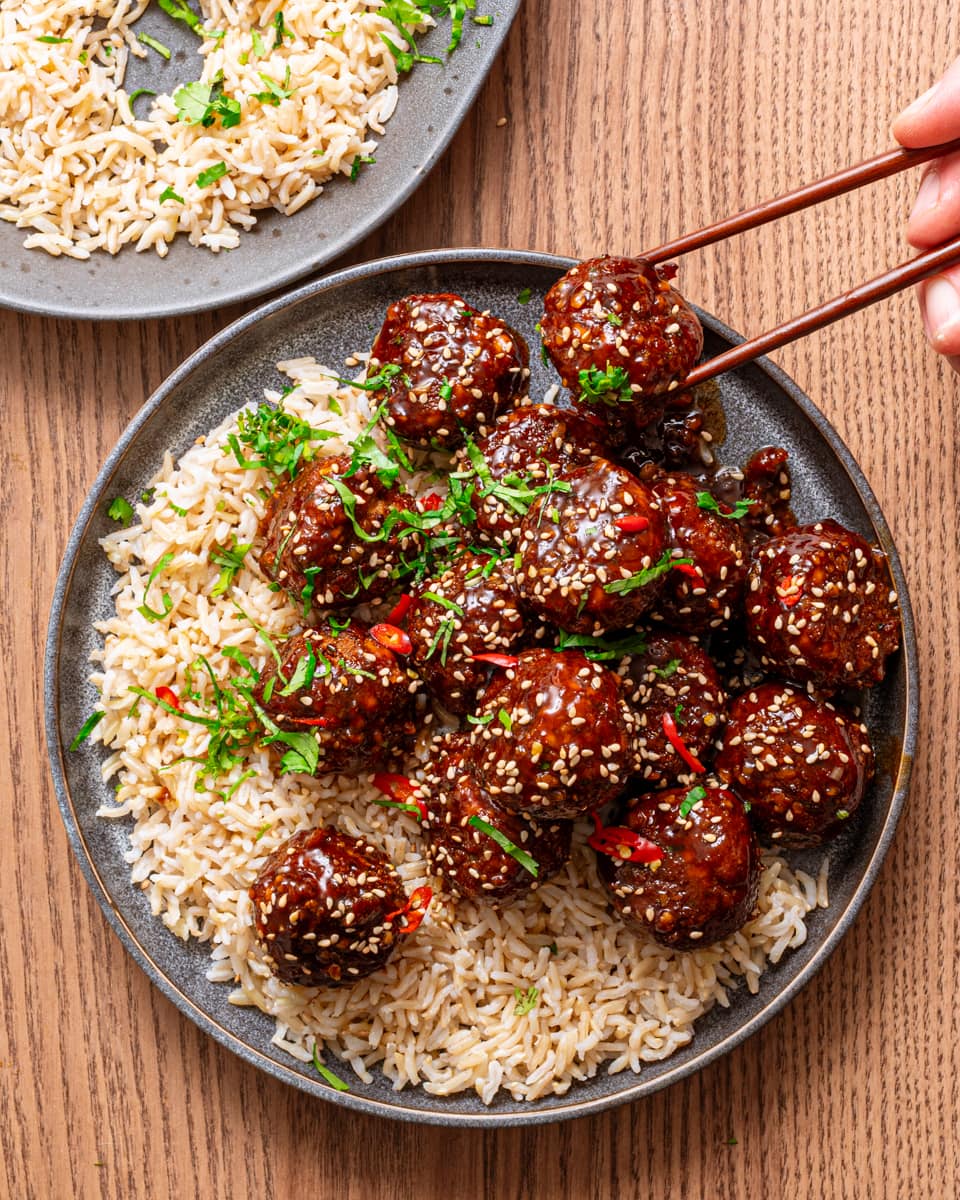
[640,136,960,387]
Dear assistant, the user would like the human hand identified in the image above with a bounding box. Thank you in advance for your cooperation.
[893,55,960,373]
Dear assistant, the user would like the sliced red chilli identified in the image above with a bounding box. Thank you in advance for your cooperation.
[372,773,428,821]
[661,711,706,773]
[672,562,702,583]
[387,592,413,625]
[279,715,335,727]
[155,686,182,712]
[370,623,413,655]
[385,885,434,934]
[614,513,650,533]
[469,652,520,668]
[588,813,662,864]
[776,574,804,607]
[418,492,444,511]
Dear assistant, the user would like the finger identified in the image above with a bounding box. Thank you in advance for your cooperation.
[905,149,960,248]
[893,55,960,148]
[918,265,960,355]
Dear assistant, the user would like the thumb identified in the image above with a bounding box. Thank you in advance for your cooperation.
[893,55,960,148]
[918,265,960,355]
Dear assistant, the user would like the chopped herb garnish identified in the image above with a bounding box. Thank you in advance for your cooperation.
[456,433,571,519]
[424,614,456,664]
[696,491,756,520]
[168,502,188,517]
[159,186,184,204]
[107,496,134,523]
[254,821,273,841]
[466,711,494,726]
[127,88,156,107]
[603,550,692,596]
[607,312,623,326]
[138,32,171,58]
[473,13,493,25]
[513,986,539,1016]
[312,1043,350,1091]
[226,401,336,479]
[438,378,453,402]
[497,707,513,732]
[174,80,241,128]
[210,538,251,597]
[273,10,294,47]
[335,362,404,392]
[38,35,72,44]
[836,809,850,820]
[157,0,201,32]
[349,154,376,181]
[652,658,680,679]
[673,702,684,725]
[252,66,295,106]
[555,629,648,662]
[548,941,558,955]
[70,710,105,751]
[578,363,633,406]
[516,287,532,305]
[467,815,538,877]
[279,642,317,696]
[679,785,707,819]
[196,161,229,188]
[422,591,464,615]
[137,552,175,623]
[251,29,266,55]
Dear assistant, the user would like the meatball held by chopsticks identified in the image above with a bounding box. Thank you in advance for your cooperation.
[367,293,530,449]
[250,827,431,986]
[595,784,760,950]
[540,255,703,428]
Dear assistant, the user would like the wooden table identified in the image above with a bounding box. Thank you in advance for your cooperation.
[4,2,958,1196]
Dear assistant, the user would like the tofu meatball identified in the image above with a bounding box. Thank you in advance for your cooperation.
[252,624,420,773]
[515,459,668,635]
[596,785,760,950]
[405,550,528,714]
[540,255,703,427]
[458,402,610,545]
[714,682,874,847]
[468,648,636,819]
[250,827,412,986]
[367,293,530,449]
[422,734,572,904]
[619,634,727,787]
[745,519,901,690]
[259,454,417,610]
[648,473,749,632]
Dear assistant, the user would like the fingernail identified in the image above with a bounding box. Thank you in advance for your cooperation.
[923,276,960,346]
[900,79,943,120]
[910,169,941,222]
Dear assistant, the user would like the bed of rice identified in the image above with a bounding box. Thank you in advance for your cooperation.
[0,0,421,257]
[90,362,829,1104]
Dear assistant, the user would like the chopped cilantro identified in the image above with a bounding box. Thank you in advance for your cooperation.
[128,88,156,107]
[174,80,241,128]
[252,66,295,106]
[603,550,692,596]
[137,552,175,623]
[69,710,105,751]
[209,538,251,597]
[159,185,184,204]
[157,0,201,32]
[273,10,294,47]
[349,154,376,181]
[516,287,532,305]
[696,491,756,520]
[107,496,134,523]
[422,591,464,615]
[312,1043,349,1090]
[513,986,539,1016]
[196,161,229,188]
[578,364,633,406]
[555,629,648,662]
[497,707,513,732]
[226,402,336,479]
[679,785,707,819]
[138,32,171,58]
[652,658,680,679]
[468,815,538,876]
[37,35,72,43]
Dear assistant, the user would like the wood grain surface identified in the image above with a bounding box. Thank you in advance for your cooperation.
[3,2,959,1196]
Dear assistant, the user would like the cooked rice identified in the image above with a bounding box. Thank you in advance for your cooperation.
[0,0,424,258]
[90,364,829,1104]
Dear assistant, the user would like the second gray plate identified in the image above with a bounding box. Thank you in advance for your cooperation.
[46,249,917,1125]
[0,4,518,321]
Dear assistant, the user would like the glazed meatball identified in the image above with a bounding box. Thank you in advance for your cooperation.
[715,682,874,847]
[596,785,760,950]
[648,473,749,632]
[259,455,417,609]
[457,402,610,545]
[468,648,636,819]
[422,735,572,904]
[515,459,669,634]
[745,519,901,690]
[406,550,528,714]
[367,293,529,449]
[250,827,411,986]
[619,634,727,787]
[739,446,795,538]
[252,624,419,773]
[540,255,703,427]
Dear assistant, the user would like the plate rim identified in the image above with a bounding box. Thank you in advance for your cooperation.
[44,246,919,1126]
[0,4,520,323]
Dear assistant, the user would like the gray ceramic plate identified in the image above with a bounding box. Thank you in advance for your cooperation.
[45,249,918,1126]
[0,4,518,321]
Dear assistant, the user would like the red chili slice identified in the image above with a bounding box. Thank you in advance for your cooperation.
[588,814,662,864]
[370,623,413,655]
[372,773,428,821]
[469,652,519,668]
[155,686,182,712]
[280,715,335,727]
[777,574,804,608]
[672,562,701,582]
[387,592,413,625]
[419,492,444,511]
[661,712,706,773]
[385,885,434,934]
[614,513,650,533]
